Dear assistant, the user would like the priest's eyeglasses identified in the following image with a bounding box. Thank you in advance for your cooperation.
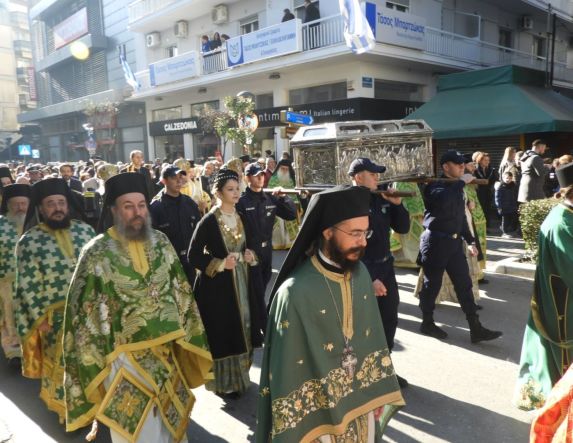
[333,226,373,240]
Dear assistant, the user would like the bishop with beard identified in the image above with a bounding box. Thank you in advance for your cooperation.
[63,173,212,442]
[0,184,31,361]
[14,178,96,421]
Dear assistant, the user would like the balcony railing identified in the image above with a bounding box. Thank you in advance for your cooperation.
[133,14,573,93]
[128,0,178,25]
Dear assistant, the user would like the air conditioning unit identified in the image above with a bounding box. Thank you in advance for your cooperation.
[146,32,161,48]
[212,4,228,25]
[174,20,188,38]
[520,16,533,30]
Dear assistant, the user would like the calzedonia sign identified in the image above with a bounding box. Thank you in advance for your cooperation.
[149,118,201,136]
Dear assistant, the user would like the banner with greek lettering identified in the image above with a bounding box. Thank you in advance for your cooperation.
[149,51,199,86]
[365,1,426,50]
[227,19,302,67]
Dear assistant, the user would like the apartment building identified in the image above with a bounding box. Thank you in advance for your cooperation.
[0,0,36,158]
[17,0,147,163]
[124,0,573,162]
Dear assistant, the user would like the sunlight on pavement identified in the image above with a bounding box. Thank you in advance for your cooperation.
[0,393,57,442]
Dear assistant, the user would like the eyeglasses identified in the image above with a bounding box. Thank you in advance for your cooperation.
[333,226,373,240]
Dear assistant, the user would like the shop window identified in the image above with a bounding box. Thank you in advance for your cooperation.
[152,106,182,122]
[289,82,347,106]
[191,100,220,162]
[375,80,422,102]
[240,16,259,35]
[386,0,409,13]
[499,28,513,49]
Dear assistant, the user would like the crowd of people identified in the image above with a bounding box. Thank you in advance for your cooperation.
[0,141,572,441]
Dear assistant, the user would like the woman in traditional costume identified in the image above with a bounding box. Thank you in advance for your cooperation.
[514,162,573,411]
[188,168,264,397]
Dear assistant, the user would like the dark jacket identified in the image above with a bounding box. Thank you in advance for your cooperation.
[282,11,295,22]
[518,150,548,202]
[362,193,410,280]
[66,177,83,193]
[494,182,518,215]
[303,3,320,23]
[187,210,265,359]
[236,187,296,257]
[422,178,474,244]
[150,192,201,281]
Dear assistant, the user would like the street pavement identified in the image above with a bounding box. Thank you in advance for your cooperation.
[0,235,534,442]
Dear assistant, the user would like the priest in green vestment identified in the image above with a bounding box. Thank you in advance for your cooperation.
[0,184,30,360]
[63,173,213,443]
[514,162,573,411]
[256,185,404,443]
[14,178,96,422]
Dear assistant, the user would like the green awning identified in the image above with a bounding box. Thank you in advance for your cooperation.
[408,65,573,139]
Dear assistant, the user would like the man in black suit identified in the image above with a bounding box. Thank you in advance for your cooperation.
[59,163,83,193]
[303,0,320,23]
[120,150,156,202]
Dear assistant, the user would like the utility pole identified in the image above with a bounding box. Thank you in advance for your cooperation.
[545,3,552,87]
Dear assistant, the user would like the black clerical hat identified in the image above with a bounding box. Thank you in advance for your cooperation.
[0,166,14,184]
[268,185,371,307]
[0,184,31,215]
[556,162,573,189]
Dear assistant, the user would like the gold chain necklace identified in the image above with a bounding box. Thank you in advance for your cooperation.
[323,274,358,379]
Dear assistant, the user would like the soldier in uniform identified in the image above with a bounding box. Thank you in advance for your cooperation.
[237,163,297,291]
[417,150,502,343]
[349,158,410,387]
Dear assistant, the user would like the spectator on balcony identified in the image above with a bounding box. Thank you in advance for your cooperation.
[303,0,320,23]
[210,32,222,50]
[221,34,230,49]
[282,8,295,22]
[201,35,211,53]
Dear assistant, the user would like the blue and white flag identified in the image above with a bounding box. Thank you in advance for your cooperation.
[339,0,375,54]
[119,50,139,91]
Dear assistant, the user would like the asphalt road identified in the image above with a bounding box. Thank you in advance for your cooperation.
[0,235,533,442]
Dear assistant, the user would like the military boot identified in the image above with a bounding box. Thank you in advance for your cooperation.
[419,312,448,339]
[467,315,502,343]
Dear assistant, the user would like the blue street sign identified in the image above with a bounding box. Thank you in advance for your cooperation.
[284,111,314,126]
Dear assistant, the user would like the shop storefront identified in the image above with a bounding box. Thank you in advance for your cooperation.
[254,97,424,128]
[148,117,200,162]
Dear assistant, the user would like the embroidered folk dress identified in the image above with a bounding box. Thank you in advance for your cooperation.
[390,182,425,268]
[256,255,404,443]
[63,228,213,442]
[268,174,300,250]
[14,220,96,421]
[515,203,573,411]
[0,215,23,359]
[189,207,263,395]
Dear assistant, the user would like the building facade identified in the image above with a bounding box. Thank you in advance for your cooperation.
[17,0,147,163]
[0,0,36,158]
[125,0,573,163]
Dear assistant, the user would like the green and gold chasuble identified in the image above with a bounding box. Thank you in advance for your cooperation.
[464,184,487,277]
[0,215,23,359]
[14,220,95,420]
[63,228,213,442]
[390,182,424,268]
[269,174,301,250]
[256,256,404,443]
[515,204,573,411]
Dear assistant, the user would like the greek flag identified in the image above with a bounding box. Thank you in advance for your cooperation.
[119,49,139,91]
[339,0,375,54]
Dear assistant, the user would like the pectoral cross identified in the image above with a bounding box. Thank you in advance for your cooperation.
[341,344,358,379]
